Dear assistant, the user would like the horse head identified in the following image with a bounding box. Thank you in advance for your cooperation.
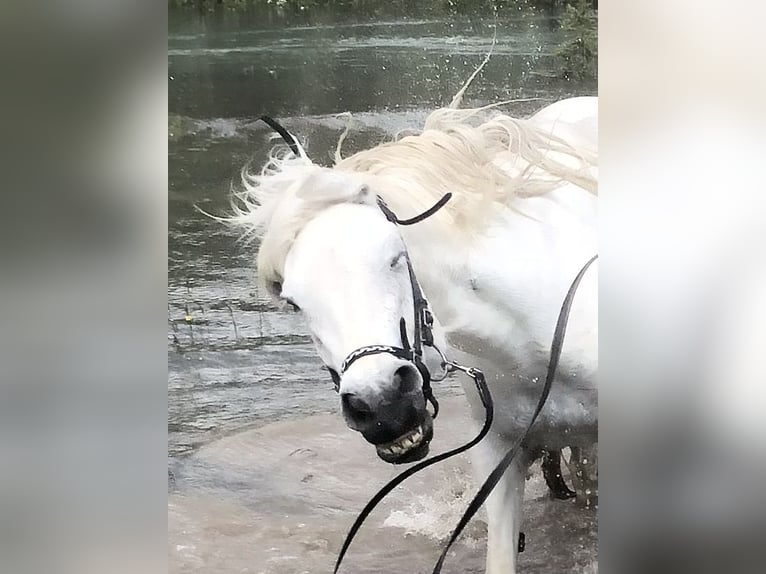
[248,165,436,464]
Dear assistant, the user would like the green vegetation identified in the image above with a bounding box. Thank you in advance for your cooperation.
[557,0,597,80]
[169,0,595,15]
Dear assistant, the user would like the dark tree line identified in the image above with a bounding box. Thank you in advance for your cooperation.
[169,0,597,14]
[169,0,597,80]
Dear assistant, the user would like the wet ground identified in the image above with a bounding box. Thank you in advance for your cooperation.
[169,398,597,573]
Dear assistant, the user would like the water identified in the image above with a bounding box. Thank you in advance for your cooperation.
[169,5,596,572]
[169,398,596,574]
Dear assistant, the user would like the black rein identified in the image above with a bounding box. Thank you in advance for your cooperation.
[430,254,598,574]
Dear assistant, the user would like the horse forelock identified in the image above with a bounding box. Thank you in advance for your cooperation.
[227,148,377,290]
[228,105,597,291]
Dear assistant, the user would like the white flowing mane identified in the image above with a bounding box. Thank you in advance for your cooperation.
[229,100,597,291]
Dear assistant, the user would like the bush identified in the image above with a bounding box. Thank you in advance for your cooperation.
[557,0,597,81]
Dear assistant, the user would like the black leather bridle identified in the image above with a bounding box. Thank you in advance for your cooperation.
[259,116,597,574]
[331,192,597,574]
[335,194,454,419]
[330,193,497,574]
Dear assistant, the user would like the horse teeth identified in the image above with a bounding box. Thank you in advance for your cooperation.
[378,425,429,458]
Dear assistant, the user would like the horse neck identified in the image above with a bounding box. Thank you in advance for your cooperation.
[399,185,598,369]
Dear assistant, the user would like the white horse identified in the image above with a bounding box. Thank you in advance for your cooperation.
[229,92,597,573]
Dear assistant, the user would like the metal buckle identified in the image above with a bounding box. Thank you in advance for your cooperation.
[420,307,434,346]
[427,344,450,382]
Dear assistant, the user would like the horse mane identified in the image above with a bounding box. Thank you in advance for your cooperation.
[228,98,597,291]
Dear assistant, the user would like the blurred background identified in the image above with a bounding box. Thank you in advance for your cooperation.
[1,0,765,573]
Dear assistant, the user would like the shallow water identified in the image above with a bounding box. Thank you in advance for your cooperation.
[169,399,597,574]
[168,6,597,572]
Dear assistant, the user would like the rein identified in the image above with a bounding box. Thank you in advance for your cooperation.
[430,254,598,573]
[332,194,498,574]
[259,116,596,574]
[335,197,597,573]
[335,242,597,574]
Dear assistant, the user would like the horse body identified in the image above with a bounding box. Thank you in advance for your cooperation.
[358,100,597,573]
[405,177,597,574]
[404,183,598,445]
[231,95,598,573]
[342,96,599,446]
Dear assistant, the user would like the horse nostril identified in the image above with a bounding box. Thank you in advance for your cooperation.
[341,393,374,424]
[394,365,418,395]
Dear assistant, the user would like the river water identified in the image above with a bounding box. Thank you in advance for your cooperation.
[169,6,597,573]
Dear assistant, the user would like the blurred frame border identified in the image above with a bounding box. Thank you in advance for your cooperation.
[601,1,766,573]
[1,1,765,573]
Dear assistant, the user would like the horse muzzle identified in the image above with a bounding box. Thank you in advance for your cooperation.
[340,361,434,464]
[340,387,434,464]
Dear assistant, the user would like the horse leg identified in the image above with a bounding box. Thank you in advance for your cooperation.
[564,444,599,507]
[541,449,577,500]
[471,436,531,574]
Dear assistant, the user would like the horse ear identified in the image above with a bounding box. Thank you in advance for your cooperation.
[296,171,372,205]
[297,171,351,200]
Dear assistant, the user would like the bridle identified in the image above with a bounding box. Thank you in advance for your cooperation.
[259,116,597,574]
[333,193,596,574]
[336,194,455,419]
[330,192,498,574]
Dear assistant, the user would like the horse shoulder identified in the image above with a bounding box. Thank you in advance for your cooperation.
[453,191,597,375]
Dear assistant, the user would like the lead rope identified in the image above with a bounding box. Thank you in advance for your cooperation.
[333,363,492,574]
[430,254,598,574]
[333,256,596,574]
